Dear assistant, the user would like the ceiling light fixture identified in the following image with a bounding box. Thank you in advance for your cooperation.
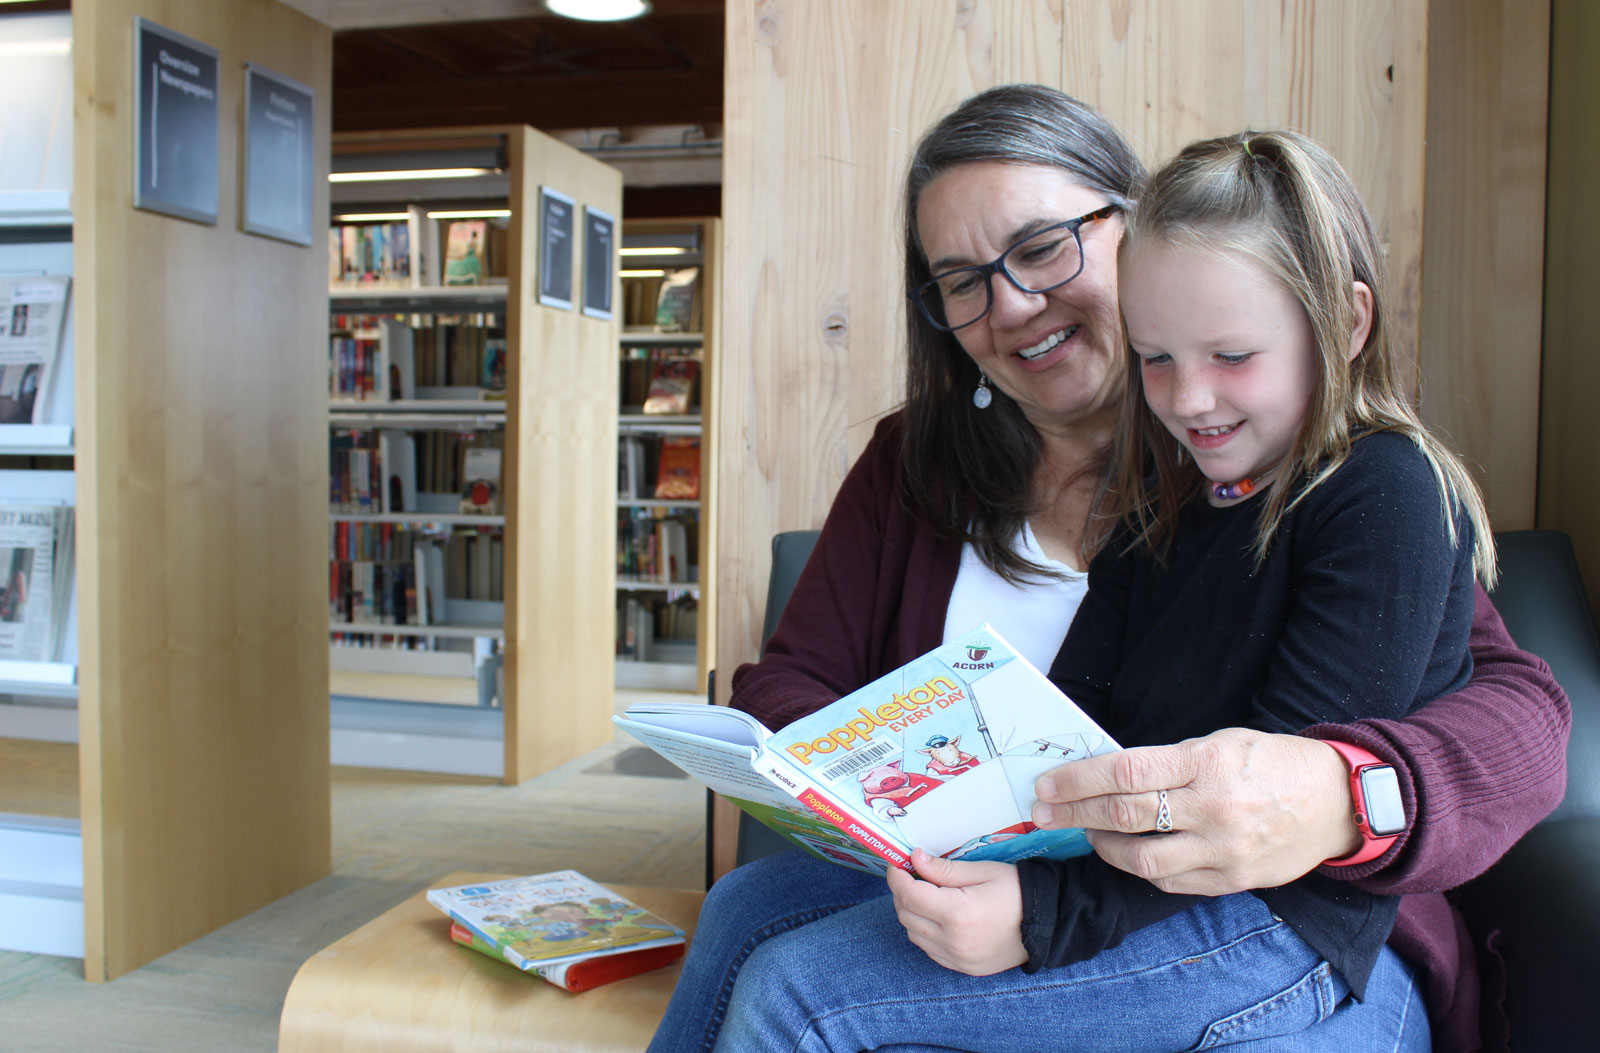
[542,0,652,23]
[328,168,496,184]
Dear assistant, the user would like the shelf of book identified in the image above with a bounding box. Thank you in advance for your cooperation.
[0,659,77,697]
[613,219,718,694]
[330,513,508,527]
[0,424,73,455]
[619,415,701,437]
[619,331,704,346]
[617,578,701,597]
[328,124,621,784]
[0,191,71,228]
[328,285,509,314]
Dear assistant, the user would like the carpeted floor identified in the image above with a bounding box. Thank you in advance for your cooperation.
[0,691,706,1052]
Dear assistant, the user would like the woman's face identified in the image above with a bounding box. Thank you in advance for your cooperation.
[916,162,1125,436]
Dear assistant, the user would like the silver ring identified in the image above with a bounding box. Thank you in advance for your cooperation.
[1155,789,1174,833]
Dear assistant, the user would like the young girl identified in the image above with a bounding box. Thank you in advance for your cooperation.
[995,128,1491,1043]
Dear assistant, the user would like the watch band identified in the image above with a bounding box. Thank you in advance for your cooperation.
[1321,739,1401,867]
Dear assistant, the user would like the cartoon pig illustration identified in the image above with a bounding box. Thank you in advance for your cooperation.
[859,759,943,820]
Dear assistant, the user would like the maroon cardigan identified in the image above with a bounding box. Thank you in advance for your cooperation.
[731,413,1571,1052]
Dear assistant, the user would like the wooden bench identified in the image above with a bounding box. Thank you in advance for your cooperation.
[279,872,704,1052]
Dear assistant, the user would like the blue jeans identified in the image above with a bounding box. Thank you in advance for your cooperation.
[649,852,1429,1053]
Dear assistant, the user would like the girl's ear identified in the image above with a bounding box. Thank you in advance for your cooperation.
[1348,281,1375,362]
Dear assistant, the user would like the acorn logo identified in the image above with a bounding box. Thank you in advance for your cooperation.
[966,646,990,662]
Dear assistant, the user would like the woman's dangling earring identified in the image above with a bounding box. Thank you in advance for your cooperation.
[973,372,993,409]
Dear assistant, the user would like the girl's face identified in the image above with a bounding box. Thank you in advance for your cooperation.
[1119,241,1321,496]
[916,162,1125,437]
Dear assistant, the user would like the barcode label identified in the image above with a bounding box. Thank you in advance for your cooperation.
[816,739,901,783]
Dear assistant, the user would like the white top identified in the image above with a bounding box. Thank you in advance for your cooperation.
[943,520,1089,673]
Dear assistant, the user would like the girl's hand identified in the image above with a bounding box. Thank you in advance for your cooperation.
[1031,727,1362,895]
[886,849,1029,975]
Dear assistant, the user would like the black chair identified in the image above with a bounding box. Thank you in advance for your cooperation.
[1458,529,1600,1049]
[723,528,1599,1049]
[703,530,821,886]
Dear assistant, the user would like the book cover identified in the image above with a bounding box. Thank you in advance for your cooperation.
[447,921,684,991]
[480,338,507,400]
[652,267,700,332]
[458,448,502,514]
[654,437,700,500]
[443,220,487,286]
[426,871,685,973]
[615,624,1120,874]
[641,359,697,415]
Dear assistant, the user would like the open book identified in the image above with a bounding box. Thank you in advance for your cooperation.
[615,624,1120,874]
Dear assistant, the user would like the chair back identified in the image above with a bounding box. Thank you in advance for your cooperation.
[1488,530,1599,822]
[732,530,822,869]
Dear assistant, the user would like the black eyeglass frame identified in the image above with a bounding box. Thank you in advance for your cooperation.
[910,203,1121,332]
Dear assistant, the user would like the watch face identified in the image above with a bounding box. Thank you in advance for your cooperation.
[1360,765,1406,836]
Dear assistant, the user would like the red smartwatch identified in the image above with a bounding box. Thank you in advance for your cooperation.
[1321,739,1406,866]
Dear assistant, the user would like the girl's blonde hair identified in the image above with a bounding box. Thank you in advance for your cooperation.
[1109,130,1496,586]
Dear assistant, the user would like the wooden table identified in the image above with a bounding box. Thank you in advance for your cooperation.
[279,872,704,1052]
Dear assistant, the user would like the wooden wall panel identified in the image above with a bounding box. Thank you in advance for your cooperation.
[502,126,621,784]
[74,0,332,979]
[1538,0,1600,616]
[717,0,1548,876]
[1419,0,1550,530]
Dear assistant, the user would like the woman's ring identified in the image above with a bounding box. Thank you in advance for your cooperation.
[1155,789,1174,833]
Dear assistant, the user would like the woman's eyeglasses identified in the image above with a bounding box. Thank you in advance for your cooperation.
[912,204,1120,332]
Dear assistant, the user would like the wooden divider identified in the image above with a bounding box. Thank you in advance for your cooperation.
[714,0,1549,878]
[74,0,332,980]
[502,126,621,784]
[1539,0,1600,618]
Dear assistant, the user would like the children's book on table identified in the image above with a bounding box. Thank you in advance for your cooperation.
[427,871,687,991]
[614,623,1122,874]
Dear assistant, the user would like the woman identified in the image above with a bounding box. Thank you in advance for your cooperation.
[649,85,1567,1052]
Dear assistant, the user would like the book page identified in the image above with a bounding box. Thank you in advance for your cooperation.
[613,712,791,807]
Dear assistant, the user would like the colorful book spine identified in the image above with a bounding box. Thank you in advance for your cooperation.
[446,922,684,991]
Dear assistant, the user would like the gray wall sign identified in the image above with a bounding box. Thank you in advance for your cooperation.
[241,63,315,246]
[538,186,575,310]
[582,206,615,321]
[133,17,220,225]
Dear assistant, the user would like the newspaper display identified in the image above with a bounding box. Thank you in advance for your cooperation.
[0,503,73,662]
[616,624,1122,874]
[0,275,70,425]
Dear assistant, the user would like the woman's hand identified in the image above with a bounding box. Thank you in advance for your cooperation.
[1031,727,1363,895]
[886,850,1029,975]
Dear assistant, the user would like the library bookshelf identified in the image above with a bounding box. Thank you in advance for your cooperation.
[615,218,719,694]
[329,126,621,784]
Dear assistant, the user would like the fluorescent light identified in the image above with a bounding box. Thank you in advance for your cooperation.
[620,269,667,278]
[0,39,71,57]
[543,0,651,22]
[334,212,409,222]
[427,209,512,220]
[328,168,496,184]
[620,246,689,257]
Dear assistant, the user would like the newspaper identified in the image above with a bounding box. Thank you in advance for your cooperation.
[0,275,70,425]
[0,504,73,662]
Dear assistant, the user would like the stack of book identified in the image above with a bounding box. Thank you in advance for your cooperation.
[427,871,686,991]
